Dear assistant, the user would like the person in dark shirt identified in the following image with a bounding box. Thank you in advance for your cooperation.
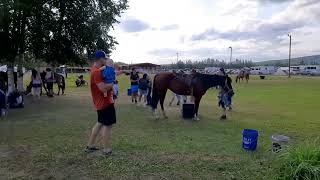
[130,68,139,103]
[138,73,149,106]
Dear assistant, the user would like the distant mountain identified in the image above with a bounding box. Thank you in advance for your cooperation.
[255,55,320,66]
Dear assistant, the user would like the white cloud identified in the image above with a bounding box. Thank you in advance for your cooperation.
[109,0,320,64]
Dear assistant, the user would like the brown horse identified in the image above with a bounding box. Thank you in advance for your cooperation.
[151,72,233,120]
[236,70,250,83]
[40,71,65,95]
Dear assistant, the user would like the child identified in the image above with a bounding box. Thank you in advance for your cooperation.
[218,88,229,120]
[101,58,116,97]
[138,73,149,106]
[218,88,234,111]
[218,90,228,109]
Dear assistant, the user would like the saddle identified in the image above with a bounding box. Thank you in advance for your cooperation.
[173,72,196,87]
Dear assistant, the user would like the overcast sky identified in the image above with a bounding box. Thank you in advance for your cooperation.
[109,0,320,64]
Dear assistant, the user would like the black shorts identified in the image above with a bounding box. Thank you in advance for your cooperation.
[47,82,53,90]
[97,104,116,126]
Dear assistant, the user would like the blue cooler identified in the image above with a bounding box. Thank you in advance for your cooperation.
[242,129,259,151]
[127,88,132,96]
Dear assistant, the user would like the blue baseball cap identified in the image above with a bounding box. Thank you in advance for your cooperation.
[92,50,109,60]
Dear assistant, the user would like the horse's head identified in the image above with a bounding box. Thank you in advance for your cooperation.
[198,73,233,92]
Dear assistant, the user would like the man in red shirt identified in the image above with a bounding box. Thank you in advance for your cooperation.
[85,50,117,156]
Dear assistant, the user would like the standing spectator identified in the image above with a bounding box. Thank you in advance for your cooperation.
[130,68,139,104]
[31,69,42,101]
[86,50,116,156]
[169,93,181,106]
[45,68,54,97]
[169,93,187,106]
[0,84,6,117]
[138,73,149,106]
[113,80,119,100]
[146,75,152,106]
[65,68,68,79]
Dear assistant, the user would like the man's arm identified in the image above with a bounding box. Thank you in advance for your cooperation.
[92,70,113,93]
[96,82,113,93]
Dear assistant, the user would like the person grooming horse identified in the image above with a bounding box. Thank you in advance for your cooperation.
[218,85,234,118]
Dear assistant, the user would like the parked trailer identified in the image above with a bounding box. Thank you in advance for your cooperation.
[250,66,277,75]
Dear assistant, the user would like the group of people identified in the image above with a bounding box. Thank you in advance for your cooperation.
[29,68,55,101]
[129,68,152,106]
[85,50,234,156]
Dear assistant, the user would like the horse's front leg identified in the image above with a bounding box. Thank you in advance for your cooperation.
[159,93,168,119]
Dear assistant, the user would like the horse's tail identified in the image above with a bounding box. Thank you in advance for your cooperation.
[151,74,159,110]
[235,76,238,83]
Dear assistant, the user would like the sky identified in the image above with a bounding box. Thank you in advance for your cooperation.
[109,0,320,64]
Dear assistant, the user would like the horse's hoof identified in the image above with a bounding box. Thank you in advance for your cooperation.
[220,115,227,120]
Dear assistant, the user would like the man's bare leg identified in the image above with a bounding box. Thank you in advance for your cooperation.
[87,122,102,148]
[101,125,112,155]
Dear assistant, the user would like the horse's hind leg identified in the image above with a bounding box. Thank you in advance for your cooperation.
[159,91,168,119]
[193,96,202,121]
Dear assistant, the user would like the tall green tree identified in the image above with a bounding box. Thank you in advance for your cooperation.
[0,0,128,92]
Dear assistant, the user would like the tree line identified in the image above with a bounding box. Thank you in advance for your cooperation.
[165,58,255,69]
[0,0,128,92]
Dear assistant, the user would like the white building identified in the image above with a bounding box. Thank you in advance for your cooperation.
[298,65,320,75]
[250,66,277,75]
[204,67,220,74]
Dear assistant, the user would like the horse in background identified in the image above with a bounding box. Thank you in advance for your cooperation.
[54,73,65,95]
[39,71,65,95]
[151,72,233,120]
[236,70,250,83]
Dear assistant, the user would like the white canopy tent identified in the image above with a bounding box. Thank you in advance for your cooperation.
[0,65,26,73]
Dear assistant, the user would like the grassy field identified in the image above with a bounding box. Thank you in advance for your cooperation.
[1,74,320,179]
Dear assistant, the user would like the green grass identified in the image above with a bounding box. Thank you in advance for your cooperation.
[277,140,320,180]
[1,74,320,179]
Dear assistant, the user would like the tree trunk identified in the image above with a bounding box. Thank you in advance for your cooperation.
[17,66,24,92]
[17,54,24,92]
[7,66,15,94]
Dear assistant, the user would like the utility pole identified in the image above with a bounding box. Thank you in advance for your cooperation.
[288,34,292,78]
[229,46,232,63]
[176,52,179,62]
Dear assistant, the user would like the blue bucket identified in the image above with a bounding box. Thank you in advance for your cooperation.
[127,88,132,96]
[242,129,259,151]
